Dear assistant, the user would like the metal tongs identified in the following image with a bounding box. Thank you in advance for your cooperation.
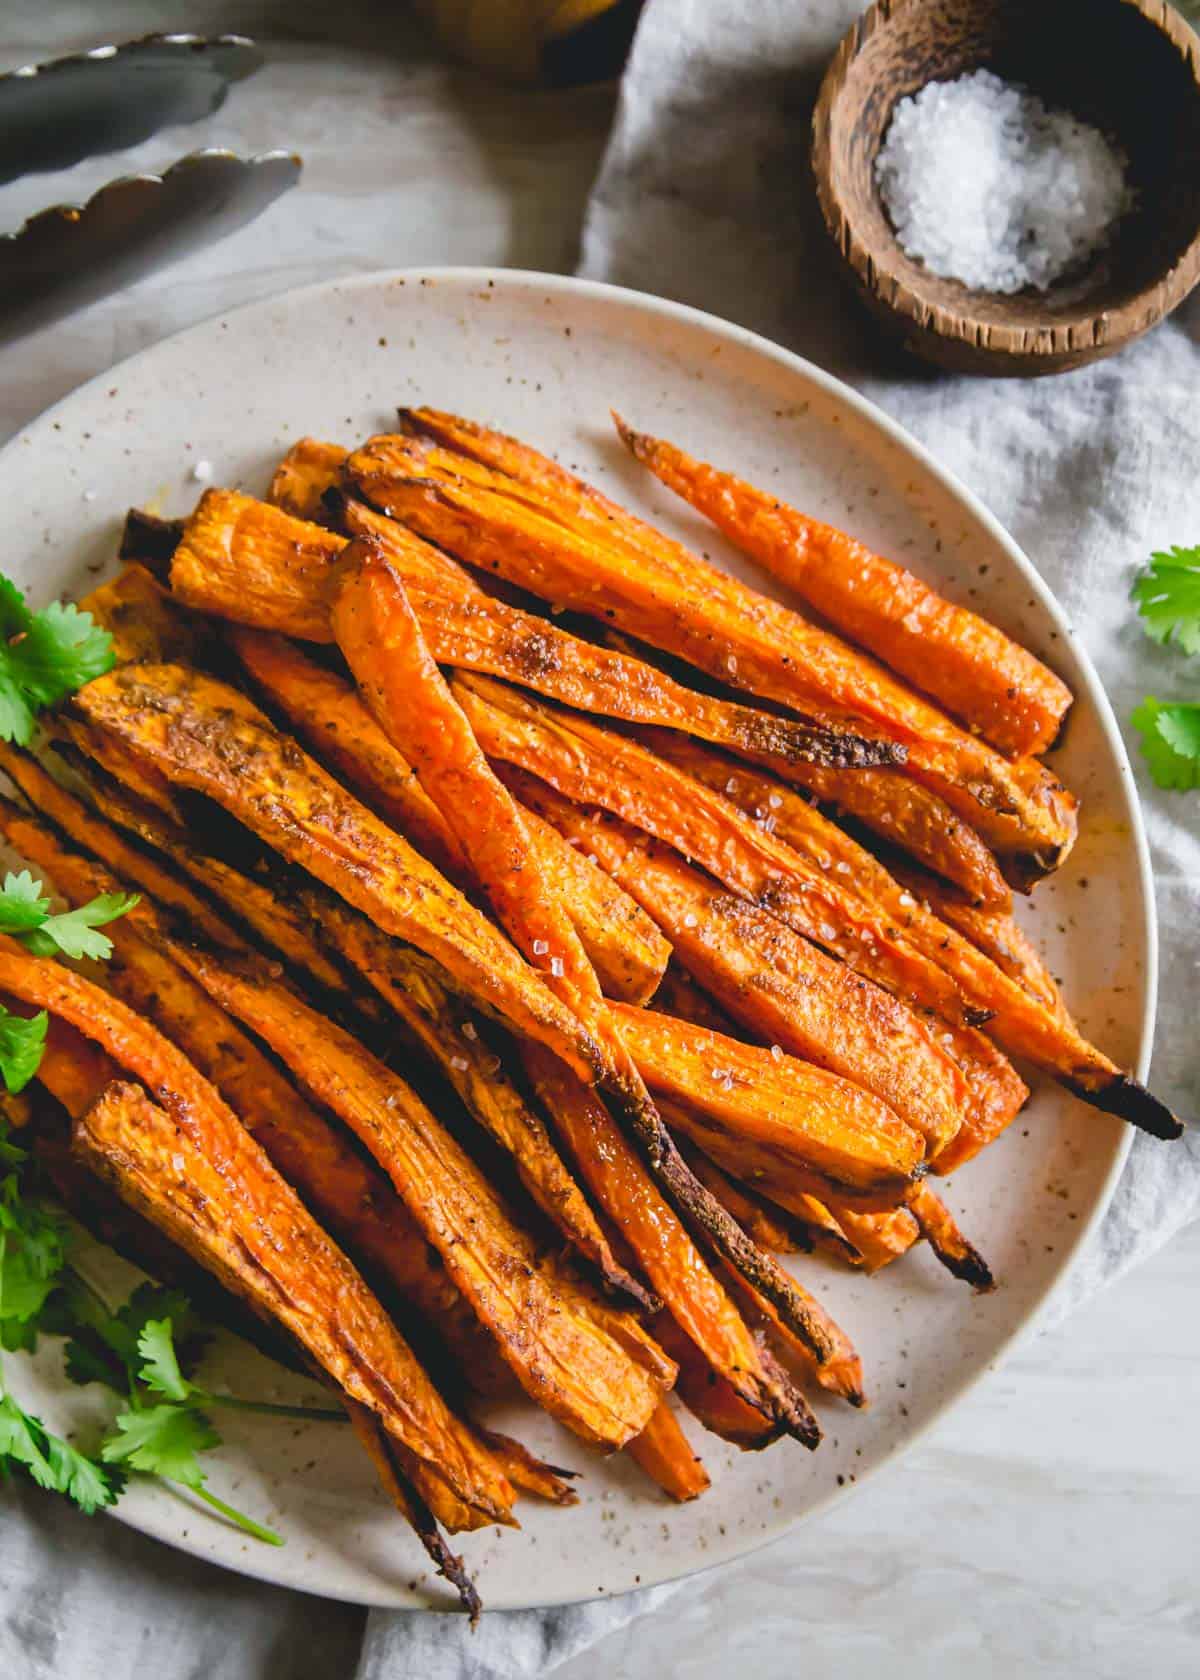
[0,33,301,343]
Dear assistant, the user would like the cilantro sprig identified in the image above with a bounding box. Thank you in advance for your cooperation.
[1131,545,1200,791]
[1,1122,342,1544]
[0,578,114,747]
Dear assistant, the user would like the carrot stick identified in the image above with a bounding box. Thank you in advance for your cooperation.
[504,767,970,1152]
[624,1403,710,1502]
[616,419,1072,759]
[345,430,1075,877]
[169,944,672,1451]
[0,944,516,1529]
[231,627,670,1002]
[467,680,1176,1141]
[522,1040,825,1434]
[268,437,349,519]
[74,662,606,1087]
[609,1001,926,1204]
[326,547,828,1429]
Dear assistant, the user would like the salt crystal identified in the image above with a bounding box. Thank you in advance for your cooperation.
[769,1044,784,1063]
[819,922,837,941]
[449,1055,469,1072]
[768,793,782,809]
[191,458,213,482]
[726,655,738,675]
[550,955,564,978]
[683,912,699,928]
[835,860,851,875]
[876,69,1131,294]
[532,938,549,956]
[462,1020,478,1040]
[725,778,739,795]
[898,891,916,908]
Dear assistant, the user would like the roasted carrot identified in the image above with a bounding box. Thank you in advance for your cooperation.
[72,1078,511,1540]
[170,944,672,1449]
[695,1241,865,1408]
[504,769,969,1153]
[328,549,827,1426]
[757,760,1011,910]
[0,740,244,953]
[345,432,1076,877]
[649,1313,781,1450]
[676,1137,808,1256]
[74,662,605,1087]
[825,1205,920,1273]
[657,740,1176,1140]
[471,682,1175,1139]
[907,1183,995,1291]
[0,795,518,1388]
[521,1041,822,1435]
[171,488,345,640]
[51,744,366,1012]
[892,863,1069,1020]
[0,944,515,1528]
[616,419,1073,759]
[230,627,670,1002]
[624,1402,710,1502]
[305,888,653,1307]
[80,562,202,667]
[610,1001,925,1203]
[173,488,896,773]
[269,436,349,519]
[344,1401,481,1618]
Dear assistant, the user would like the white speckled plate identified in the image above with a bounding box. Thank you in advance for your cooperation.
[0,269,1152,1611]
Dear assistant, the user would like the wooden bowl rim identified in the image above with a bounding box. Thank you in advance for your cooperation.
[811,0,1200,366]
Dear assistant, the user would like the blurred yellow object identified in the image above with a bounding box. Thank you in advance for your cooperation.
[416,0,627,81]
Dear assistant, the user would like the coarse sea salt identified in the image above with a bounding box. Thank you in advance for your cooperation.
[876,69,1131,294]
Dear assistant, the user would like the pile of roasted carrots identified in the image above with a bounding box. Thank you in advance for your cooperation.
[1,407,1183,1612]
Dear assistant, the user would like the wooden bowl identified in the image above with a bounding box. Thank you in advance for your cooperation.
[812,0,1200,376]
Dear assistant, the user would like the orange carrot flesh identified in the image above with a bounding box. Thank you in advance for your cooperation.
[624,1402,710,1502]
[325,546,821,1431]
[505,769,969,1152]
[676,1138,807,1255]
[520,1043,800,1397]
[617,420,1072,759]
[0,942,514,1528]
[232,627,670,1003]
[268,437,349,519]
[649,1313,781,1450]
[610,1001,926,1200]
[172,945,672,1450]
[74,662,604,1087]
[907,1184,995,1291]
[758,759,1011,910]
[0,740,244,954]
[344,435,1075,873]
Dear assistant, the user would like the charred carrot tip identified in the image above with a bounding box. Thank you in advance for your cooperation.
[1073,1074,1185,1142]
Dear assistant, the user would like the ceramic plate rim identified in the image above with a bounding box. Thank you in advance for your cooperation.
[0,266,1154,1609]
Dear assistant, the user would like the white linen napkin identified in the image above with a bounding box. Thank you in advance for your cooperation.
[361,0,1200,1671]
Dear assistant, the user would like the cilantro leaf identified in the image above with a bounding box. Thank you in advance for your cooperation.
[0,1393,57,1490]
[0,872,51,934]
[24,892,140,962]
[44,1434,122,1513]
[0,1009,48,1094]
[0,581,113,746]
[1132,546,1200,655]
[0,1188,68,1325]
[1131,697,1200,791]
[101,1403,220,1488]
[137,1318,191,1403]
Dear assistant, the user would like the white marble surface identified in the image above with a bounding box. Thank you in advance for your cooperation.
[1,8,1198,1679]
